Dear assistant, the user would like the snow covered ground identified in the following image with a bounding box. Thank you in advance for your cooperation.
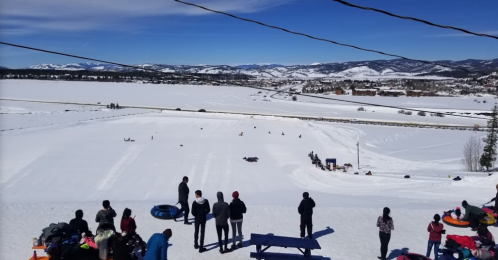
[0,80,493,126]
[0,81,496,260]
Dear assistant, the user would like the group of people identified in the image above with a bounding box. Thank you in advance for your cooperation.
[172,176,247,254]
[375,184,498,260]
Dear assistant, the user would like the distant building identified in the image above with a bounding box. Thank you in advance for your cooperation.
[352,89,377,96]
[407,90,422,97]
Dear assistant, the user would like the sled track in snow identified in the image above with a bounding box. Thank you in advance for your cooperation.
[0,98,487,131]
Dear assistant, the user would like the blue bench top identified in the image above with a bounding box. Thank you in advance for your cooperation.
[250,252,326,259]
[250,233,321,250]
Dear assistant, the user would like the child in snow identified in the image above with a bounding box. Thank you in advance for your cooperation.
[426,214,445,260]
[377,207,394,260]
[451,207,463,220]
[120,208,137,235]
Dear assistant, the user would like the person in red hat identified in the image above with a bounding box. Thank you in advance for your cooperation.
[229,191,247,250]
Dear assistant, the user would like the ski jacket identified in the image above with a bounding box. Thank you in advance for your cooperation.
[144,233,169,260]
[121,217,137,234]
[427,222,444,242]
[212,192,230,226]
[95,208,117,230]
[446,235,476,250]
[495,192,498,212]
[298,198,316,219]
[69,218,90,235]
[462,204,484,221]
[377,216,394,234]
[178,182,189,203]
[192,197,211,223]
[229,198,247,221]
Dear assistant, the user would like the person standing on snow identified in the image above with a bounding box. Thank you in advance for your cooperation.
[426,214,445,260]
[95,200,117,231]
[191,190,210,253]
[229,191,247,250]
[461,200,486,231]
[120,208,137,235]
[377,207,394,260]
[144,229,172,260]
[212,192,231,254]
[173,176,191,225]
[298,192,315,239]
[491,184,498,214]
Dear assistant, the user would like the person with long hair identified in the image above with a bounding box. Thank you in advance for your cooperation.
[426,214,445,260]
[377,207,394,260]
[121,208,137,234]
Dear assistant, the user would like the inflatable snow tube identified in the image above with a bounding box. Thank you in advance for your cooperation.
[480,213,496,226]
[396,253,431,260]
[442,215,470,228]
[482,206,497,217]
[150,205,179,220]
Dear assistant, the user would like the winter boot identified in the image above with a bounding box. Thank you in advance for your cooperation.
[199,247,207,253]
[194,244,199,249]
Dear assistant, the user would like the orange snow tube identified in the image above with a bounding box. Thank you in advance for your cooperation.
[442,215,470,228]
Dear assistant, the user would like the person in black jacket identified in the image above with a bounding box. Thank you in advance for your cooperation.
[491,183,498,214]
[298,192,316,239]
[229,191,247,250]
[69,209,91,237]
[191,190,210,253]
[174,176,192,225]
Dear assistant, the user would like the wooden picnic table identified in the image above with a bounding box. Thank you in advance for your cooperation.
[250,233,321,259]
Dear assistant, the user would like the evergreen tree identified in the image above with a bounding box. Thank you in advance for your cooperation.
[480,105,498,171]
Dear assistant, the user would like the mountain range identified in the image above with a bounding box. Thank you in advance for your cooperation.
[4,59,498,79]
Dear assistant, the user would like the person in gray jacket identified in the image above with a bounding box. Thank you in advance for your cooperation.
[212,191,231,254]
[95,200,117,231]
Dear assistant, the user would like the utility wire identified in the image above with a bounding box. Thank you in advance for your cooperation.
[0,41,491,120]
[327,0,498,41]
[170,0,490,76]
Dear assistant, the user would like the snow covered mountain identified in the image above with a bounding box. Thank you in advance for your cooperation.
[15,58,498,78]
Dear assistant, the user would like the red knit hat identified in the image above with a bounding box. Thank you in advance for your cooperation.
[232,191,239,199]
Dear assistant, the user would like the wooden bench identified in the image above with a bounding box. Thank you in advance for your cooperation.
[250,233,322,259]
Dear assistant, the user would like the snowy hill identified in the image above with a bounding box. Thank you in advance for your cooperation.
[16,58,498,79]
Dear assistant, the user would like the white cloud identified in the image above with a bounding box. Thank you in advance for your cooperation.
[0,0,294,34]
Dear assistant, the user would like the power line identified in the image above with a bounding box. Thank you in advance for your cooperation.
[0,41,491,120]
[170,0,487,76]
[327,0,498,41]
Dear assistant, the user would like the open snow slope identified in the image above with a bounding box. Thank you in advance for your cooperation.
[0,80,492,126]
[0,104,496,260]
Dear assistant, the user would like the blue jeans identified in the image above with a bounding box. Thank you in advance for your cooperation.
[426,240,440,260]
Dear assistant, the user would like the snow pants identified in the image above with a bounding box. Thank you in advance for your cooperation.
[379,231,391,260]
[300,217,313,239]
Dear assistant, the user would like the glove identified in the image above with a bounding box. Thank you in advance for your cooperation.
[440,229,446,234]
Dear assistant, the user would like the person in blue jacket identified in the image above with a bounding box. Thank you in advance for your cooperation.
[144,229,172,260]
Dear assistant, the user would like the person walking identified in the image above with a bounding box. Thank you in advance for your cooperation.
[377,207,394,260]
[426,214,445,260]
[69,209,91,236]
[213,192,231,254]
[95,200,117,231]
[298,192,315,239]
[461,200,486,231]
[191,190,210,253]
[121,208,137,234]
[144,229,172,260]
[229,191,247,250]
[173,176,192,225]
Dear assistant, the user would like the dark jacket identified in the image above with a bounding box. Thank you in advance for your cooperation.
[212,192,230,226]
[144,233,169,260]
[178,182,189,203]
[298,198,315,219]
[494,192,498,212]
[95,208,117,230]
[229,198,247,221]
[120,217,137,234]
[462,204,484,221]
[69,218,90,235]
[113,234,134,260]
[191,197,211,223]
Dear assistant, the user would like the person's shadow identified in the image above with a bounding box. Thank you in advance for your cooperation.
[387,247,409,260]
[313,226,334,240]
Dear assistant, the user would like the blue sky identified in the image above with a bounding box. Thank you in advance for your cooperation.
[1,0,497,68]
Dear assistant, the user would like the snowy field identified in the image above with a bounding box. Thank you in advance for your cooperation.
[0,81,496,260]
[0,80,493,126]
